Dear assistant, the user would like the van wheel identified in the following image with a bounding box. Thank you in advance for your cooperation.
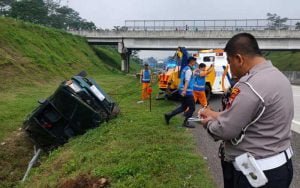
[205,85,211,101]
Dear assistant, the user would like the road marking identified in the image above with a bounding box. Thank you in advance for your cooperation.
[292,120,300,134]
[293,120,300,125]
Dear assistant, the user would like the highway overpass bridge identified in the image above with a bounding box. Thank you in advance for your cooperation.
[69,19,300,72]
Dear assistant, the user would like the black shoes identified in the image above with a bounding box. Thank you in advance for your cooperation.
[182,121,195,128]
[164,114,171,125]
[164,114,195,128]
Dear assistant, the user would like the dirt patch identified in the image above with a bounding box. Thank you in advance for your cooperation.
[58,174,109,188]
[0,130,34,187]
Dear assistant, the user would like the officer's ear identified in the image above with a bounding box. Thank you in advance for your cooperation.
[235,54,244,67]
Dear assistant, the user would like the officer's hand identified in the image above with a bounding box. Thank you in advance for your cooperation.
[198,107,210,118]
[199,107,219,120]
[200,116,214,129]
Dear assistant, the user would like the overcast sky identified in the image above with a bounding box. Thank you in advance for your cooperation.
[63,0,300,58]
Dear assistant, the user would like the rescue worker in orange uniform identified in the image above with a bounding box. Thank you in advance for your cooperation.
[140,63,152,101]
[193,63,213,107]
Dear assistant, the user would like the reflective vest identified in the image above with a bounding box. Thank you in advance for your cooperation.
[179,66,193,96]
[158,73,169,89]
[142,70,151,83]
[193,69,206,91]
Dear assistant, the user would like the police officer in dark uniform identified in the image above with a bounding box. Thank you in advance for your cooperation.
[200,33,294,188]
[164,56,196,128]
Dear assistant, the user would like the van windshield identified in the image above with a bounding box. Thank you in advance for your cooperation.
[203,56,215,62]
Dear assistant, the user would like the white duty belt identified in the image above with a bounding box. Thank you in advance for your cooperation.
[233,146,293,171]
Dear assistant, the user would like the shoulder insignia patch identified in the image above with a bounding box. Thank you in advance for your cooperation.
[226,87,241,109]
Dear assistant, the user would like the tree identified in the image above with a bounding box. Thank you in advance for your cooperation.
[145,57,158,67]
[51,6,96,30]
[44,0,60,16]
[120,26,128,31]
[2,0,97,30]
[10,0,48,25]
[113,26,120,31]
[266,13,288,30]
[130,50,142,65]
[0,0,14,16]
[296,22,300,30]
[131,50,140,58]
[78,20,97,30]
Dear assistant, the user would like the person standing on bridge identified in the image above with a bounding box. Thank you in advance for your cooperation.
[139,63,152,102]
[164,56,196,128]
[199,33,294,188]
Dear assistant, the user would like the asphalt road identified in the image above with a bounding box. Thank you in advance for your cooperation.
[191,85,300,188]
[291,85,300,133]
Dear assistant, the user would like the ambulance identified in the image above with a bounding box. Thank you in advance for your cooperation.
[195,49,232,99]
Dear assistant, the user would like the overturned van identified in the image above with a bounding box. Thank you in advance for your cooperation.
[23,72,120,150]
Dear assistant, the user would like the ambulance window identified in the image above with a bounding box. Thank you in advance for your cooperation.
[203,56,215,62]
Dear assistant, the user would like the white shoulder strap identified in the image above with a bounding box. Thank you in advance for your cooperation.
[231,81,266,145]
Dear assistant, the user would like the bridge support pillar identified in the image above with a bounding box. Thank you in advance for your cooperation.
[118,42,131,72]
[120,51,131,72]
[121,59,126,72]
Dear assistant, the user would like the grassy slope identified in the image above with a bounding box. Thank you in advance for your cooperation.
[22,76,215,188]
[265,51,300,71]
[0,17,119,187]
[0,17,215,187]
[92,46,141,73]
[0,17,117,140]
[0,18,114,89]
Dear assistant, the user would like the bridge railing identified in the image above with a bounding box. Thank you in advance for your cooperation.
[124,19,300,31]
[283,71,300,85]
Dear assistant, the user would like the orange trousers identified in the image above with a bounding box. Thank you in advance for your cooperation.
[141,82,150,100]
[193,91,207,107]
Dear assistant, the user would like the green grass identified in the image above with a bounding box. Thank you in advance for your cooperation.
[92,45,142,74]
[265,51,300,71]
[0,17,215,188]
[0,83,58,140]
[0,17,116,90]
[0,17,123,140]
[21,75,215,188]
[92,46,122,70]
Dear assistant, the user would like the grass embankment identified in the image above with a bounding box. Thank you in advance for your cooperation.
[92,46,141,73]
[265,51,300,71]
[0,17,120,187]
[22,75,215,188]
[0,17,115,141]
[0,17,215,187]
